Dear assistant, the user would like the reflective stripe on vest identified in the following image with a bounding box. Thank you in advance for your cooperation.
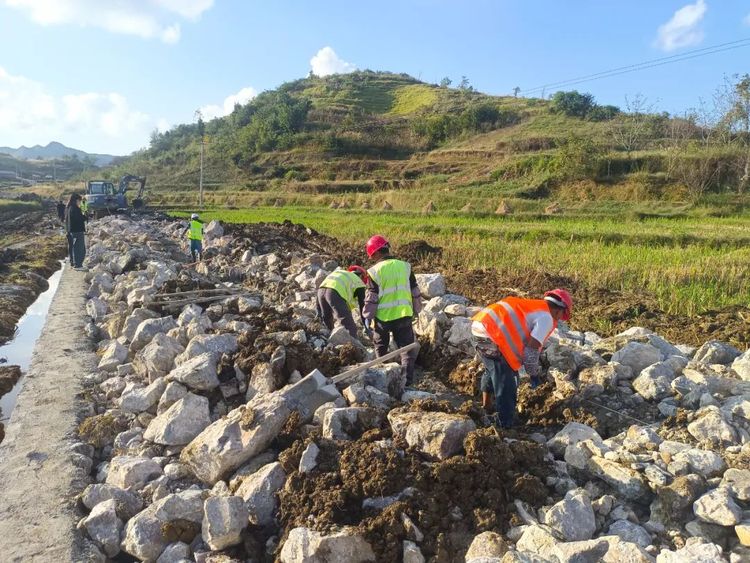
[471,297,556,370]
[319,269,365,310]
[367,258,413,321]
[188,220,203,240]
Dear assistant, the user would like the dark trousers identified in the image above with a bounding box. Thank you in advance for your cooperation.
[66,233,73,261]
[373,316,416,383]
[317,288,358,338]
[477,347,519,429]
[190,239,202,261]
[70,232,86,268]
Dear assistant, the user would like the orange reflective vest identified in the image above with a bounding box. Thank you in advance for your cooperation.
[471,297,557,370]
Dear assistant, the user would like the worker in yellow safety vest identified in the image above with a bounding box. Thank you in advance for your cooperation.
[362,235,422,384]
[317,266,368,338]
[80,197,88,216]
[183,213,204,261]
[471,289,573,429]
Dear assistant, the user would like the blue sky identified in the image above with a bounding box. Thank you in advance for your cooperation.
[1,0,749,154]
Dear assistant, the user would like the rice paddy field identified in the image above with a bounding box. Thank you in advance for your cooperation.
[172,205,750,317]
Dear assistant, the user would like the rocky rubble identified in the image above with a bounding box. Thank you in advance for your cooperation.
[69,215,750,562]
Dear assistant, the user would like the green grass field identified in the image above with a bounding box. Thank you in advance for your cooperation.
[173,206,750,316]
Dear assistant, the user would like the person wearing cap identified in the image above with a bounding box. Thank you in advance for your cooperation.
[363,235,422,384]
[317,266,368,338]
[471,289,573,429]
[183,213,204,261]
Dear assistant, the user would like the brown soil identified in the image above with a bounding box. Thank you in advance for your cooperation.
[0,365,21,397]
[277,399,552,562]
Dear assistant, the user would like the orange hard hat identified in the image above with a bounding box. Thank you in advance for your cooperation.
[366,235,389,258]
[544,288,572,321]
[348,265,369,284]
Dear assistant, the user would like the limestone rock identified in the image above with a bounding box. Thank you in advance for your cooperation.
[176,333,238,365]
[388,410,476,460]
[587,457,651,501]
[299,442,320,473]
[235,462,286,526]
[106,456,163,490]
[693,487,742,526]
[201,495,248,550]
[687,406,738,447]
[157,381,188,415]
[343,383,395,410]
[156,542,190,563]
[632,362,677,401]
[731,350,750,381]
[323,407,381,441]
[465,531,508,560]
[119,378,167,413]
[80,483,143,519]
[130,316,178,354]
[544,488,596,541]
[415,273,446,298]
[671,448,726,478]
[134,333,184,381]
[403,540,425,563]
[552,539,609,563]
[144,393,211,446]
[165,352,220,391]
[80,499,123,557]
[279,527,376,563]
[655,541,726,563]
[608,520,651,548]
[98,340,128,372]
[548,422,602,458]
[693,340,741,365]
[612,342,662,376]
[515,524,559,559]
[721,468,750,501]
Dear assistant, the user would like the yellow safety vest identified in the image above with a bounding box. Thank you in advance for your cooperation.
[188,220,203,240]
[81,199,88,213]
[319,269,365,310]
[367,258,413,321]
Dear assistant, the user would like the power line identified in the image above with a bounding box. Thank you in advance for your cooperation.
[520,37,750,95]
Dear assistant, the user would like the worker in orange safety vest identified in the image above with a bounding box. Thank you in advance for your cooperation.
[471,289,573,429]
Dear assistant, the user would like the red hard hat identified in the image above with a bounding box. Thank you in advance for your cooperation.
[544,288,573,321]
[348,265,369,284]
[366,235,389,258]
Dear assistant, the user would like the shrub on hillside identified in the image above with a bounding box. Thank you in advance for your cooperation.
[550,90,620,121]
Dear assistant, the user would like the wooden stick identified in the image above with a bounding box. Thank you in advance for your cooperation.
[153,288,244,298]
[149,293,252,308]
[331,342,420,384]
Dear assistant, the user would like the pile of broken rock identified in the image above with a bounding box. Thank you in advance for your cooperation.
[70,215,750,563]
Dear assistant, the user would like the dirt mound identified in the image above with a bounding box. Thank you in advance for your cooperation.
[277,403,552,562]
[398,240,443,263]
[224,220,358,264]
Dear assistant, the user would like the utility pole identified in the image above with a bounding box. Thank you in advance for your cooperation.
[194,109,206,208]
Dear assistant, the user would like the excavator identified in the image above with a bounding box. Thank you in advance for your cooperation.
[83,174,146,218]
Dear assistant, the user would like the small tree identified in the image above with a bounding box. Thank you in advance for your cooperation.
[512,86,521,97]
[610,94,659,153]
[458,76,472,91]
[439,77,452,88]
[550,91,596,119]
[718,74,750,193]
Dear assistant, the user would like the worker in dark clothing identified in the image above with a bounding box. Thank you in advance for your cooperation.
[362,235,422,384]
[65,193,87,270]
[56,200,65,222]
[317,266,368,338]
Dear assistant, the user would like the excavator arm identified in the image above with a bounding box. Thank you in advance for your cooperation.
[118,174,147,208]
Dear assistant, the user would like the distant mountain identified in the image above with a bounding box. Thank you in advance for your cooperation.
[0,142,117,166]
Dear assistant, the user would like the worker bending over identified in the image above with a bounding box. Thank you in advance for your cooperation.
[471,289,572,429]
[184,213,204,261]
[317,266,368,338]
[363,235,422,384]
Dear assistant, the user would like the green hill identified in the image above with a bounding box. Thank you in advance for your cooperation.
[113,70,749,211]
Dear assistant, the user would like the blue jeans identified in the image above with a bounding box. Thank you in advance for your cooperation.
[473,336,519,428]
[70,232,86,268]
[190,239,202,261]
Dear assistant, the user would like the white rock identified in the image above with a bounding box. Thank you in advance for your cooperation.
[721,468,750,501]
[106,455,163,490]
[235,462,286,526]
[544,488,596,541]
[177,304,202,326]
[80,498,122,557]
[299,442,320,473]
[323,407,381,440]
[608,520,651,548]
[612,342,663,376]
[201,495,248,550]
[204,219,224,239]
[693,487,742,525]
[547,422,602,458]
[119,378,167,413]
[176,333,238,365]
[693,340,741,365]
[731,350,750,381]
[98,340,128,372]
[687,406,738,447]
[552,539,609,563]
[134,333,184,381]
[403,540,425,563]
[387,410,476,460]
[655,541,726,563]
[415,273,446,298]
[279,527,376,563]
[587,457,650,501]
[672,448,726,477]
[80,483,143,519]
[465,531,508,560]
[86,297,109,321]
[632,362,678,401]
[156,542,190,563]
[165,352,220,391]
[130,316,178,353]
[515,524,559,559]
[237,294,263,314]
[144,393,211,446]
[157,381,189,415]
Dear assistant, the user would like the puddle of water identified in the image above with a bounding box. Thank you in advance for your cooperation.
[0,264,64,423]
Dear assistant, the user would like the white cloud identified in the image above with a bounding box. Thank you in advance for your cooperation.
[3,0,213,43]
[0,66,157,154]
[199,86,257,120]
[655,0,707,52]
[156,118,171,133]
[310,46,357,77]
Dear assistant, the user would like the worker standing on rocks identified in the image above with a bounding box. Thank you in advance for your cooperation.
[471,289,572,429]
[183,213,204,262]
[363,235,422,384]
[65,193,87,270]
[317,266,368,338]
